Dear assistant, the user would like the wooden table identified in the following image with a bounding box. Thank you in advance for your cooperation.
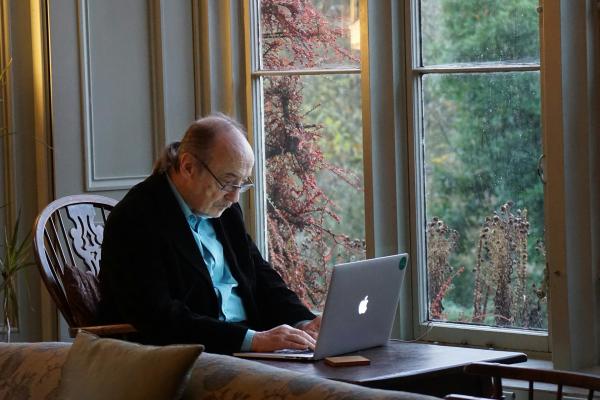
[254,340,527,397]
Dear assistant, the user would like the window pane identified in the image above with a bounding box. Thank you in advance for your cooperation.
[263,73,365,310]
[423,72,547,330]
[259,0,360,70]
[420,0,540,66]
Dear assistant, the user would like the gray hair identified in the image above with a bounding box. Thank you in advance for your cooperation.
[152,113,247,175]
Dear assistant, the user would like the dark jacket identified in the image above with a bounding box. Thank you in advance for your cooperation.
[99,173,315,354]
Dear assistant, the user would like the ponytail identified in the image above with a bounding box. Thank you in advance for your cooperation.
[152,141,180,175]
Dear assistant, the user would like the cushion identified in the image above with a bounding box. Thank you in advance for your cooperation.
[0,341,70,400]
[62,264,101,326]
[56,331,203,400]
[183,352,441,400]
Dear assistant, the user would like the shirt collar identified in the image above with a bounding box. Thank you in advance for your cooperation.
[166,174,207,231]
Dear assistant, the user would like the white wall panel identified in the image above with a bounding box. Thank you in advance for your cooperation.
[80,0,154,189]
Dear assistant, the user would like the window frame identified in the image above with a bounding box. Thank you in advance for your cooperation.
[404,0,550,353]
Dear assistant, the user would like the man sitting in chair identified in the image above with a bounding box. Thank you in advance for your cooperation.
[99,114,320,354]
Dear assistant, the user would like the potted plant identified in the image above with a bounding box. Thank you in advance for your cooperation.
[0,57,32,342]
[0,209,34,342]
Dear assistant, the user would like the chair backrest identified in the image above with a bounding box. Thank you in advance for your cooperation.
[33,195,118,329]
[457,362,600,400]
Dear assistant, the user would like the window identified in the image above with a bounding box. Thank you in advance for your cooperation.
[241,0,600,359]
[248,0,547,345]
[410,0,548,347]
[250,0,366,310]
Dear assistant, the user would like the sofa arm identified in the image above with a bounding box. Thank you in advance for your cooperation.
[0,342,70,400]
[183,352,441,400]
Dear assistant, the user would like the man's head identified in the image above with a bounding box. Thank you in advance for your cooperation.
[155,114,255,218]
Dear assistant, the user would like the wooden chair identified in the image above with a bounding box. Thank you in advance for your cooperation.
[33,194,135,337]
[445,362,600,400]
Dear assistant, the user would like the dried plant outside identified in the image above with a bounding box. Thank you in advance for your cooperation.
[428,202,548,329]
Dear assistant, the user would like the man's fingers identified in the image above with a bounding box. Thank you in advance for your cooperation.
[304,329,319,340]
[282,328,315,349]
[296,331,316,348]
[251,324,317,352]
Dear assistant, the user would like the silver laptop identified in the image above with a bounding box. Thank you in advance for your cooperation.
[234,253,409,361]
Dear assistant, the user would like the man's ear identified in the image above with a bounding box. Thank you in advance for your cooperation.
[179,153,196,178]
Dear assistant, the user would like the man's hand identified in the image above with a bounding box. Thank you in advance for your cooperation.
[297,315,321,340]
[251,324,316,352]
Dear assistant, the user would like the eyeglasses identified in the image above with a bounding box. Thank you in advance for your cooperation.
[198,159,254,193]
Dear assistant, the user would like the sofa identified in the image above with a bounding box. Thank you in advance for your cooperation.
[0,340,442,400]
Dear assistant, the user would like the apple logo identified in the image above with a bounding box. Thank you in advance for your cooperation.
[358,295,369,315]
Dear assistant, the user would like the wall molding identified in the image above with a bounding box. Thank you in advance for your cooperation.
[31,0,57,341]
[149,0,166,161]
[192,0,210,117]
[1,0,14,222]
[77,0,161,191]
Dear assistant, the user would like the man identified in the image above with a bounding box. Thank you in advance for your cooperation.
[99,114,320,354]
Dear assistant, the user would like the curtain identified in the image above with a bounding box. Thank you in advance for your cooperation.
[549,0,600,370]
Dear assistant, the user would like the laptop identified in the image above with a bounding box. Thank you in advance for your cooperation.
[233,253,409,361]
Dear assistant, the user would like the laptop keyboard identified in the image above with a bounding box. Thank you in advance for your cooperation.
[273,348,313,354]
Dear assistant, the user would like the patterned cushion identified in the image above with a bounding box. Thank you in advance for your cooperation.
[0,341,70,400]
[183,352,441,400]
[0,341,441,400]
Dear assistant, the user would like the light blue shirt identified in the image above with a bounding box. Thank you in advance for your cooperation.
[167,176,255,350]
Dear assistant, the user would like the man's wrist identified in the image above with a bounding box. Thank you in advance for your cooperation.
[241,329,256,351]
[293,319,313,329]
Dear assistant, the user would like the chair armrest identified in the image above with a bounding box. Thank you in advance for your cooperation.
[69,323,137,337]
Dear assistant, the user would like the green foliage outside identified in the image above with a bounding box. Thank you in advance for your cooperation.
[301,74,365,266]
[421,0,540,65]
[298,1,365,258]
[421,0,547,329]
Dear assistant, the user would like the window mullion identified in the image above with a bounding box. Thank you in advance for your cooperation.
[415,64,540,74]
[247,0,267,253]
[406,0,429,340]
[252,68,361,77]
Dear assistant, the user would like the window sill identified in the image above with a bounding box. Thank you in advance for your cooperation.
[417,321,550,353]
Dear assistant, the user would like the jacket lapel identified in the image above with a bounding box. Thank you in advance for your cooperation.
[152,174,213,284]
